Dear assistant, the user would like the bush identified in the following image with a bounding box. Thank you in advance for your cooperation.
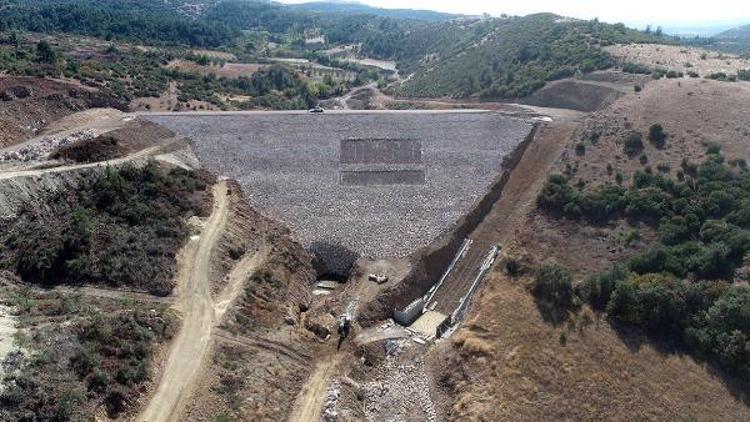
[648,123,667,148]
[606,274,715,336]
[0,162,213,294]
[575,142,586,156]
[623,131,644,158]
[685,285,750,376]
[580,263,628,310]
[533,264,575,309]
[538,175,583,218]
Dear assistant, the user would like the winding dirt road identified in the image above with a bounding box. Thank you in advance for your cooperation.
[138,181,264,422]
[138,182,229,422]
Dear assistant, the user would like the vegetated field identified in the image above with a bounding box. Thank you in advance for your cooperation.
[431,77,750,420]
[606,43,750,77]
[166,59,266,79]
[0,276,176,420]
[143,112,532,273]
[0,162,214,295]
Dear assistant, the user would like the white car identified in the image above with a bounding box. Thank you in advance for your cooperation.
[309,106,324,113]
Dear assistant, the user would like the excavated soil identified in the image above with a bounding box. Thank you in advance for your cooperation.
[0,76,125,148]
[50,120,175,163]
[519,78,625,112]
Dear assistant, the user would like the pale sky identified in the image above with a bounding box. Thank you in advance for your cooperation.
[279,0,750,27]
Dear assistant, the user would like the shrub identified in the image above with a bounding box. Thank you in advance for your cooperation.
[622,131,644,158]
[575,142,586,156]
[533,263,575,309]
[580,263,629,310]
[607,274,711,336]
[665,70,683,78]
[622,62,651,74]
[685,285,750,376]
[639,153,649,165]
[648,123,667,148]
[0,162,213,294]
[538,175,582,218]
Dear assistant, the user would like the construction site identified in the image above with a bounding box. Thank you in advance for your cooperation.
[2,66,749,421]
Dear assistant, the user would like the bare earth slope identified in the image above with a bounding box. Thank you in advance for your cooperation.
[0,77,124,148]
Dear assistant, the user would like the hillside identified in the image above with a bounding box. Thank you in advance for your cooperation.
[428,76,750,420]
[377,14,668,98]
[287,1,458,22]
[717,24,750,39]
[0,1,673,101]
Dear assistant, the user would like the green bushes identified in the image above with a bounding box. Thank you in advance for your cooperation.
[622,131,644,158]
[593,271,749,376]
[686,286,750,377]
[72,310,174,414]
[548,142,750,377]
[622,62,652,74]
[579,263,628,310]
[533,264,575,310]
[0,162,213,294]
[538,175,626,222]
[648,123,667,148]
[0,303,175,420]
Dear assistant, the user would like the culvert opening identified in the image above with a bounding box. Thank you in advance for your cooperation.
[310,241,359,281]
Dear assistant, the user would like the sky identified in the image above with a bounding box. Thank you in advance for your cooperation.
[278,0,750,27]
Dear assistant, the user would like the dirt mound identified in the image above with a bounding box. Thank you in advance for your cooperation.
[520,79,623,112]
[0,77,126,148]
[50,120,174,163]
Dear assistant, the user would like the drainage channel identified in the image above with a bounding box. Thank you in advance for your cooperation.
[394,240,501,342]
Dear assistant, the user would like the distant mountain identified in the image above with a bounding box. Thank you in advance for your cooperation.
[286,1,458,22]
[662,24,740,38]
[716,23,750,39]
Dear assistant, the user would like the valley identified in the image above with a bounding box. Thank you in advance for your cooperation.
[0,1,749,421]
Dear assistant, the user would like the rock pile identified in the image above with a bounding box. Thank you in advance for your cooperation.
[322,380,341,422]
[0,130,95,162]
[362,355,438,422]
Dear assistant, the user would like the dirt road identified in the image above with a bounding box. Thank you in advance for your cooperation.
[139,182,232,422]
[0,146,160,180]
[288,355,342,422]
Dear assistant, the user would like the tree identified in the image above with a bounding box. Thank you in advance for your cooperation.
[648,123,667,148]
[36,40,57,64]
[623,131,644,158]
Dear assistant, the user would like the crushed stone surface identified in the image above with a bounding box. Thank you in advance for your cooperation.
[144,112,531,272]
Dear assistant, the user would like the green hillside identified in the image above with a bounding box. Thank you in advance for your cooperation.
[374,14,667,98]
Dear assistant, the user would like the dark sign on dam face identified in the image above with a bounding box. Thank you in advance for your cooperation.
[340,138,425,186]
[141,111,533,273]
